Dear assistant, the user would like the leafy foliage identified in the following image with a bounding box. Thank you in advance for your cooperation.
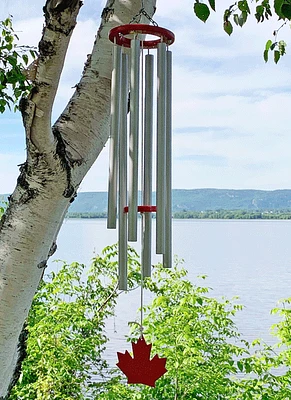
[125,265,248,399]
[194,2,211,23]
[98,263,291,399]
[10,245,141,400]
[0,198,7,218]
[0,205,4,218]
[192,0,291,62]
[0,16,36,113]
[11,246,291,399]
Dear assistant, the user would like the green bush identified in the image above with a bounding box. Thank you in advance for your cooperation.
[10,245,141,400]
[96,265,248,399]
[10,246,291,399]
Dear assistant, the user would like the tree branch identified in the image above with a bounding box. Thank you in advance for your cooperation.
[0,2,157,397]
[21,0,82,161]
[53,0,157,190]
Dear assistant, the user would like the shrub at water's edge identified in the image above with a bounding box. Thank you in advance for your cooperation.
[10,245,291,399]
[9,245,141,399]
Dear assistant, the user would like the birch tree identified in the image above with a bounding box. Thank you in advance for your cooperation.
[0,0,156,397]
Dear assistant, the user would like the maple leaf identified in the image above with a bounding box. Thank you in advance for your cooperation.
[116,336,167,387]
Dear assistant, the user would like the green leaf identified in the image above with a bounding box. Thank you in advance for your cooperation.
[197,297,203,305]
[274,0,285,19]
[224,8,231,21]
[233,14,240,25]
[208,0,215,11]
[274,50,280,63]
[256,5,264,15]
[263,49,269,62]
[238,0,250,14]
[266,7,272,17]
[245,361,252,373]
[224,20,233,35]
[265,39,272,51]
[241,10,248,24]
[194,2,211,22]
[237,360,243,372]
[281,3,291,19]
[22,54,29,65]
[255,5,264,22]
[237,11,248,27]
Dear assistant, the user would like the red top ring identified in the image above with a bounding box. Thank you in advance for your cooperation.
[109,24,175,49]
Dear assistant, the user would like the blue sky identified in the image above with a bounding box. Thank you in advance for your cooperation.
[1,0,291,193]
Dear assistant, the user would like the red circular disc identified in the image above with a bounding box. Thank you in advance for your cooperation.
[109,24,175,49]
[124,205,157,213]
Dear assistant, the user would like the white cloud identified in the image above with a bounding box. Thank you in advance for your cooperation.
[1,0,291,193]
[14,18,43,47]
[0,1,41,20]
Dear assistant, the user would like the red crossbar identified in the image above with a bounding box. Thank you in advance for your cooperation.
[124,205,157,213]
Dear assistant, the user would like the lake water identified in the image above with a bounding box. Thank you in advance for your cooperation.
[47,219,291,365]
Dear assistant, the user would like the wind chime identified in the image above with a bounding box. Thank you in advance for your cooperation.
[107,16,175,387]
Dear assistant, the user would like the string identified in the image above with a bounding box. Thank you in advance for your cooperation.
[140,254,144,337]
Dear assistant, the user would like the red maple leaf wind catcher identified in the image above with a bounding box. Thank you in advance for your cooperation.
[116,336,167,387]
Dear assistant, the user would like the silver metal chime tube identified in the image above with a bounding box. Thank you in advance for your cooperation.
[118,52,129,290]
[156,42,167,255]
[163,49,173,269]
[142,54,154,278]
[108,44,122,229]
[128,38,140,242]
[108,24,174,290]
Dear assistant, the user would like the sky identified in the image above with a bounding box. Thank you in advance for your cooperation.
[1,0,291,193]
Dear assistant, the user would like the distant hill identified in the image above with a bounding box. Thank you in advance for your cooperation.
[171,189,291,211]
[67,189,291,213]
[2,189,291,213]
[69,192,108,213]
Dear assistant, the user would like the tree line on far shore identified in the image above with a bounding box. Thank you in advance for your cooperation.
[66,209,291,220]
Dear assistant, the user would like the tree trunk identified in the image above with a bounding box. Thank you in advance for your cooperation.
[0,0,156,397]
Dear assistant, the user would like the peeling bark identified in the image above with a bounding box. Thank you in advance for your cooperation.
[0,0,157,397]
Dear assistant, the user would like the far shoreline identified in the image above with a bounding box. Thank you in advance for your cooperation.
[66,210,291,220]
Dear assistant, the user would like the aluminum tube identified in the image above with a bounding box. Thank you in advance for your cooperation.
[118,53,129,290]
[142,54,154,277]
[163,50,173,269]
[128,39,140,242]
[107,44,122,229]
[156,42,167,254]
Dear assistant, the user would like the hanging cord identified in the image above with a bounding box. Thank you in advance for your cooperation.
[140,255,144,337]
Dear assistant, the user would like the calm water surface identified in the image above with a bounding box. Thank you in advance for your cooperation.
[47,219,291,363]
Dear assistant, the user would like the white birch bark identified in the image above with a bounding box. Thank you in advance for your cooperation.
[0,0,156,397]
